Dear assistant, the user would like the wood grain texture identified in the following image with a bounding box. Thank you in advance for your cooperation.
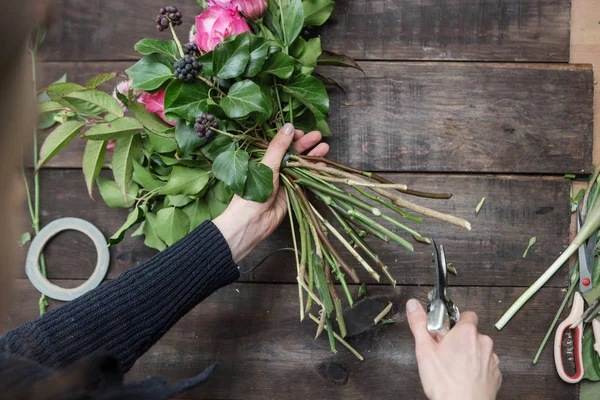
[39,0,571,62]
[2,280,575,399]
[37,61,594,174]
[24,169,571,287]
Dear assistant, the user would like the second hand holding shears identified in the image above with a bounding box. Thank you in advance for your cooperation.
[427,239,460,341]
[554,209,600,383]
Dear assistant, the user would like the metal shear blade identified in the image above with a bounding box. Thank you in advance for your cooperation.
[427,240,460,336]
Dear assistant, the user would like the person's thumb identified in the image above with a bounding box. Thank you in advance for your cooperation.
[406,299,435,350]
[261,123,295,173]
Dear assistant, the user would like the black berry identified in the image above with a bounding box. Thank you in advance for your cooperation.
[195,113,218,139]
[183,43,199,56]
[173,55,201,82]
[156,5,183,31]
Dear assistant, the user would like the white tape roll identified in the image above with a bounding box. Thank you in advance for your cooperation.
[25,218,110,301]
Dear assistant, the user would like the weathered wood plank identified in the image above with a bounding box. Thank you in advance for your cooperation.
[2,281,575,399]
[39,0,570,62]
[37,61,594,174]
[23,169,571,287]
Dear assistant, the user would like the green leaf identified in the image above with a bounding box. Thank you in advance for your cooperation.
[264,0,304,47]
[37,120,85,169]
[97,177,139,208]
[283,73,328,120]
[317,50,364,73]
[85,117,144,140]
[316,119,331,137]
[143,212,168,251]
[358,282,367,298]
[63,89,124,117]
[261,52,295,79]
[109,207,144,246]
[175,120,206,156]
[147,131,178,153]
[82,139,108,198]
[85,72,118,89]
[297,37,321,74]
[213,149,250,195]
[132,158,165,191]
[155,207,190,246]
[522,237,537,258]
[207,181,231,218]
[38,101,66,115]
[212,33,251,79]
[220,80,272,120]
[134,39,179,60]
[46,82,86,102]
[183,198,211,231]
[128,100,173,133]
[18,232,32,247]
[112,134,141,198]
[302,0,335,26]
[201,134,236,161]
[166,195,195,207]
[245,36,271,77]
[163,79,211,121]
[583,324,600,381]
[131,221,145,237]
[159,165,211,196]
[126,54,173,91]
[242,162,273,202]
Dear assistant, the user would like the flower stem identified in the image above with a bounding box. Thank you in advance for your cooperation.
[351,185,422,224]
[308,313,364,361]
[284,186,304,322]
[197,75,227,95]
[169,22,185,58]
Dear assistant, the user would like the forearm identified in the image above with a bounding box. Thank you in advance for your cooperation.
[0,221,239,371]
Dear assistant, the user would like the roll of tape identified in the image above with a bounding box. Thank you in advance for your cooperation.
[25,218,110,301]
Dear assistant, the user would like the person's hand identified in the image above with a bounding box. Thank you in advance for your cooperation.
[214,123,329,263]
[406,299,502,400]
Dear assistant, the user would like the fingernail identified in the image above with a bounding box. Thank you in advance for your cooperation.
[282,123,294,136]
[406,299,419,313]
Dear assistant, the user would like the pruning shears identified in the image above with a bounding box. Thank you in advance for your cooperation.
[554,209,600,383]
[427,239,460,341]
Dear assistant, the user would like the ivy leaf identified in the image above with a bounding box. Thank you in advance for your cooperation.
[206,181,231,218]
[82,139,108,198]
[155,207,190,246]
[166,195,195,208]
[317,50,364,73]
[38,101,66,115]
[159,165,211,195]
[128,100,173,133]
[220,80,272,120]
[245,36,271,77]
[85,72,118,89]
[296,37,321,74]
[175,120,206,156]
[132,158,165,191]
[126,54,174,91]
[213,149,250,195]
[303,0,335,26]
[37,120,85,169]
[242,162,273,202]
[201,134,236,161]
[112,134,141,198]
[183,198,211,231]
[108,207,144,246]
[131,221,145,237]
[97,177,139,208]
[261,52,295,79]
[143,212,168,251]
[212,33,251,79]
[84,117,144,140]
[134,39,179,60]
[63,89,124,117]
[283,73,329,120]
[264,0,304,47]
[163,79,211,121]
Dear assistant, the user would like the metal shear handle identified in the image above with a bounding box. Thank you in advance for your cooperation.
[428,298,451,341]
[554,292,585,383]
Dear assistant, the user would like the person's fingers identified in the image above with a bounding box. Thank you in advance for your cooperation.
[307,142,330,158]
[293,129,305,141]
[262,123,295,172]
[406,299,435,350]
[293,130,322,154]
[457,311,479,328]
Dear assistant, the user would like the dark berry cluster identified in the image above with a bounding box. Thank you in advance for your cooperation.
[195,114,218,139]
[183,43,200,56]
[173,55,201,82]
[156,6,182,32]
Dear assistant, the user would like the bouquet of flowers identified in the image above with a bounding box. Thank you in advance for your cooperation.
[37,0,470,355]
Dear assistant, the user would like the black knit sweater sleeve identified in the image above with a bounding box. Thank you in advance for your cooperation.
[0,221,239,372]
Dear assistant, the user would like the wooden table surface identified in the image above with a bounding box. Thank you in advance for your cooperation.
[4,0,598,399]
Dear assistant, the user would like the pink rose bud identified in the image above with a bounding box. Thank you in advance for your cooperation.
[194,5,252,52]
[208,0,267,20]
[138,89,177,126]
[106,140,116,153]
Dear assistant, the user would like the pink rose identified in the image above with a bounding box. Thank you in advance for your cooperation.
[139,89,177,126]
[208,0,267,20]
[194,5,251,52]
[106,140,116,152]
